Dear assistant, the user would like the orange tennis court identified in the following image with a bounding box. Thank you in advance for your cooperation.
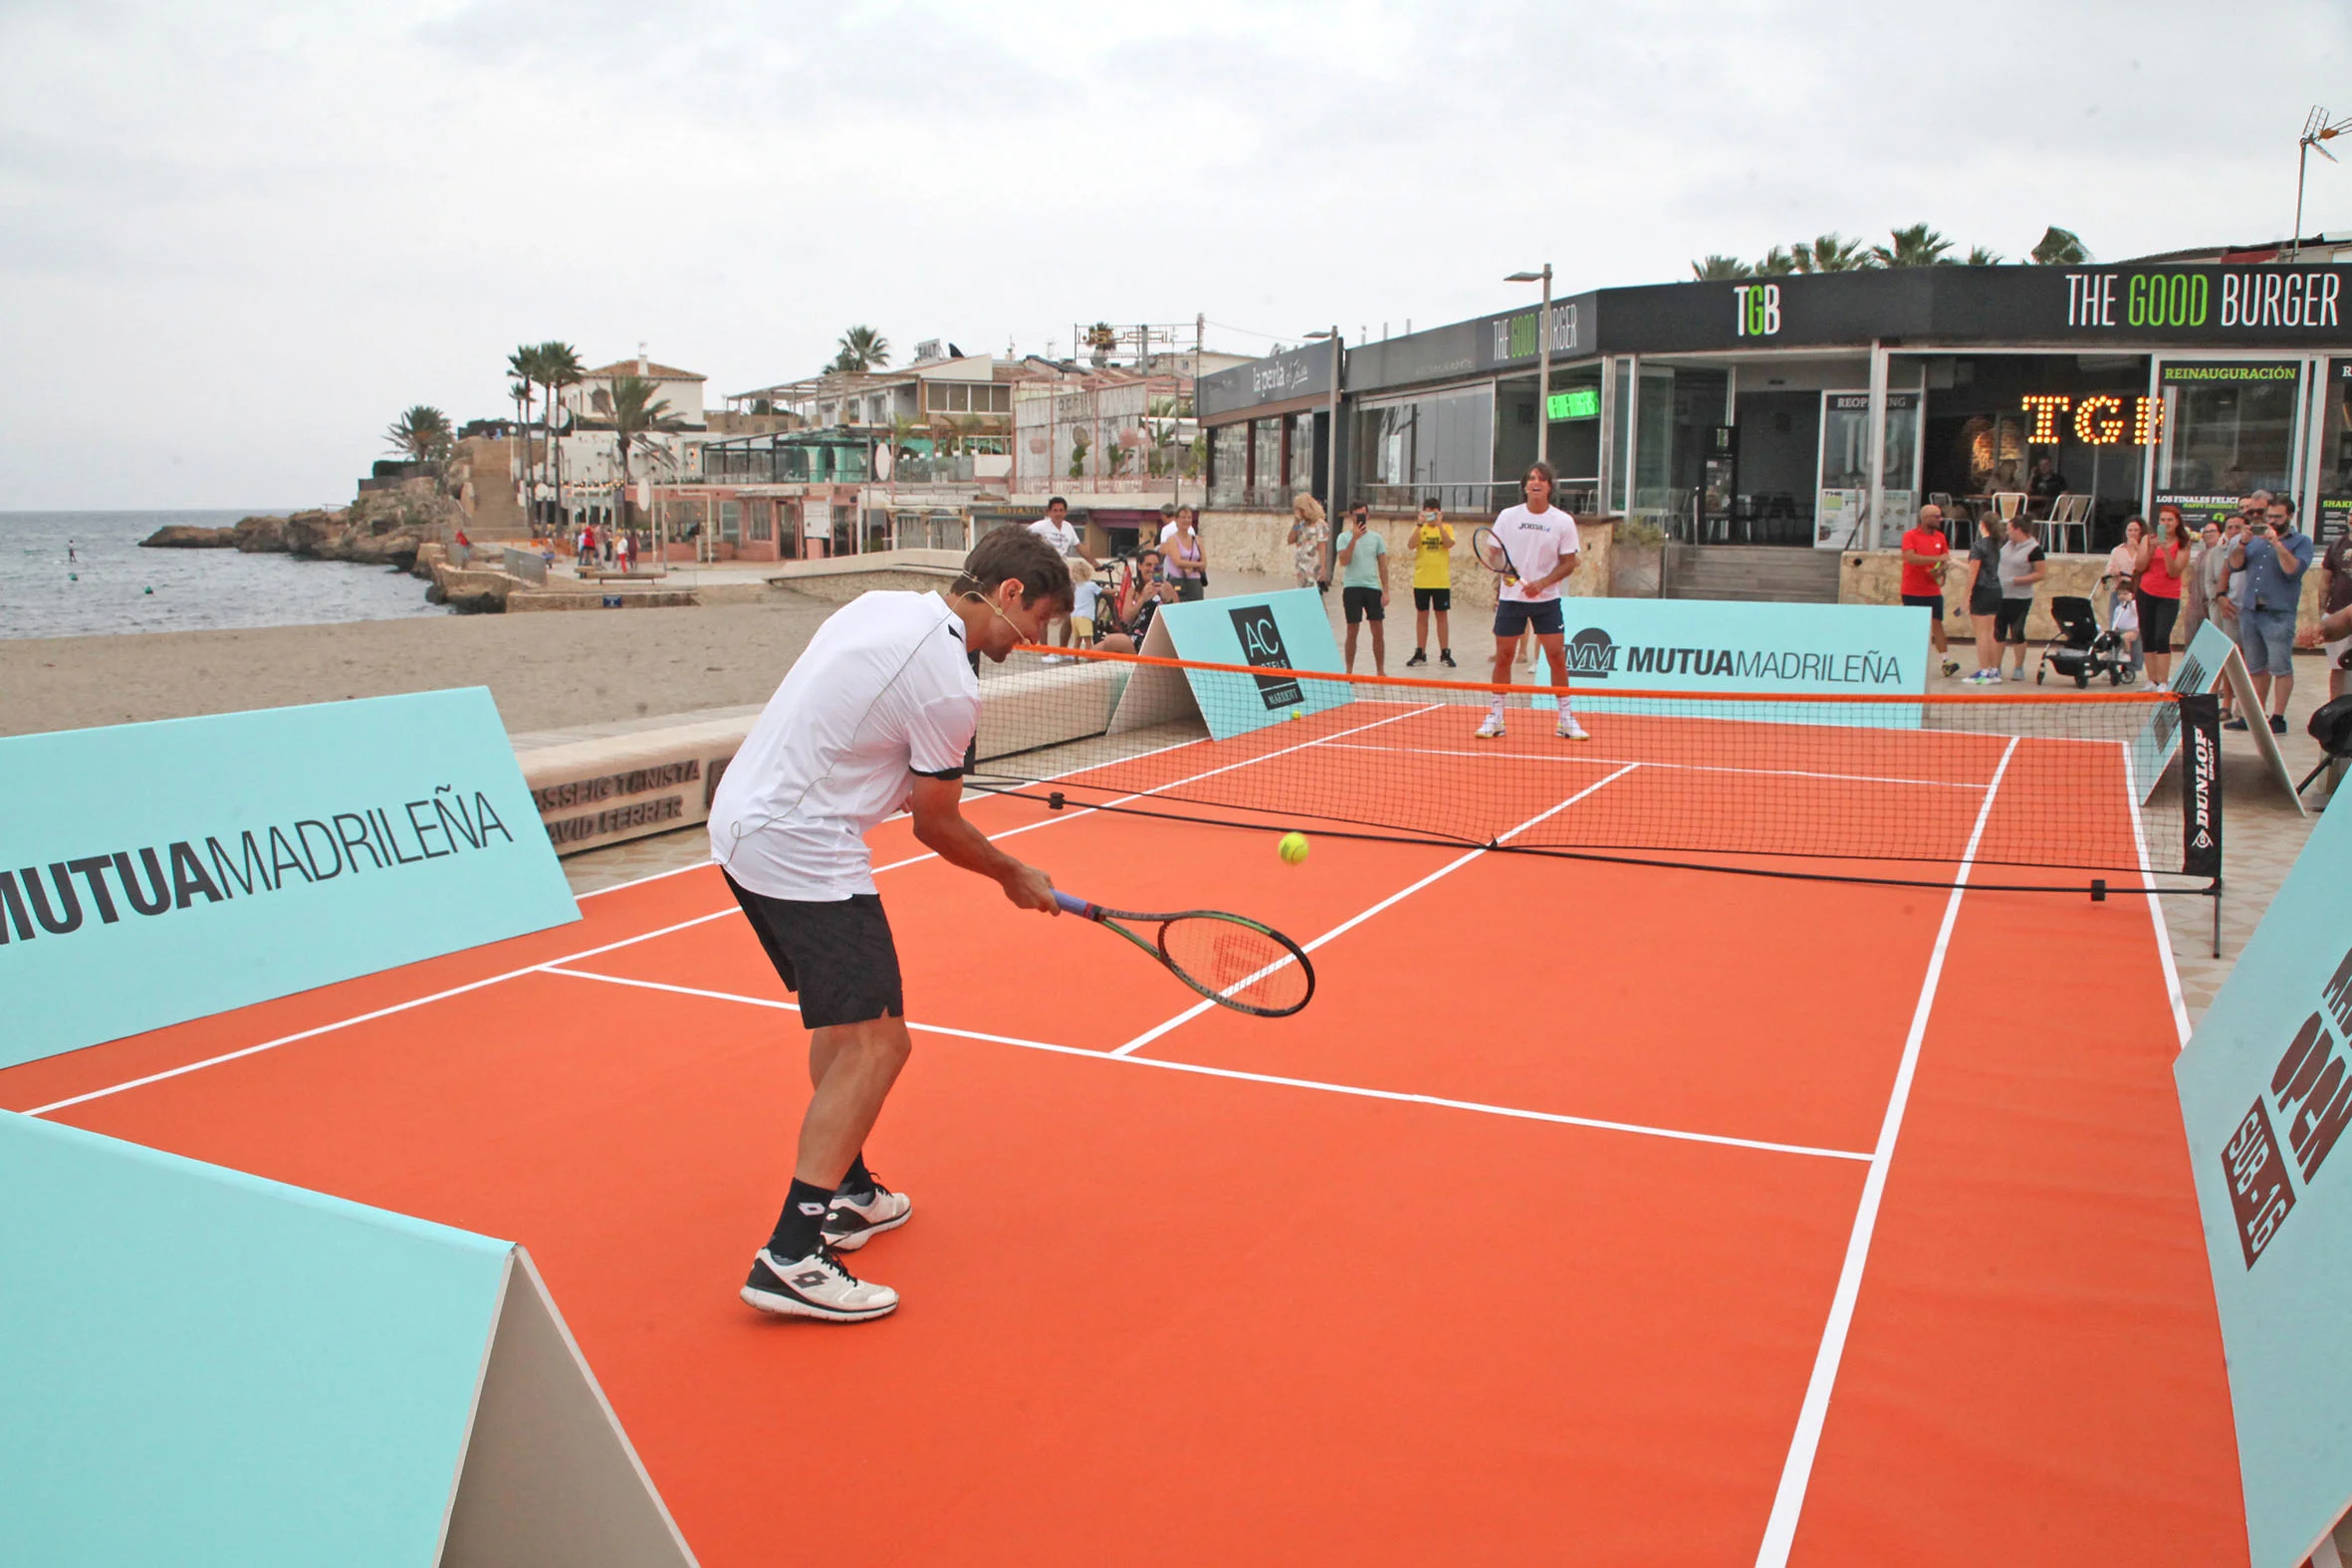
[0,692,2251,1564]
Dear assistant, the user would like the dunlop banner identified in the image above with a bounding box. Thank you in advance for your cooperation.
[0,690,578,1067]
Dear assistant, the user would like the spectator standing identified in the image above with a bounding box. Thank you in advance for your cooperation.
[1288,494,1330,592]
[2137,506,2190,690]
[1067,560,1101,647]
[1335,503,1390,676]
[2104,516,2147,672]
[2320,521,2352,701]
[1899,504,1962,678]
[1028,496,1102,648]
[1962,514,2004,683]
[2227,496,2313,733]
[1163,510,1207,601]
[2181,519,2224,650]
[1406,498,1456,668]
[1996,517,2046,681]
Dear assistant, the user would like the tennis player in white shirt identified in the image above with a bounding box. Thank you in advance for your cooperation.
[708,529,1071,1322]
[1477,462,1588,741]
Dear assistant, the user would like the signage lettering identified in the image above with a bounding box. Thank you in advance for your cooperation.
[1546,387,1601,420]
[2224,943,2352,1266]
[1226,603,1303,710]
[1731,283,1781,337]
[1491,303,1581,363]
[1559,626,1907,686]
[2222,270,2342,329]
[2017,393,2163,446]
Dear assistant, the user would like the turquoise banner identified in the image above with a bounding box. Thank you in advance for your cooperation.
[2176,794,2352,1566]
[0,1110,512,1567]
[1154,588,1351,741]
[2125,621,2235,799]
[0,690,579,1067]
[1548,598,1927,726]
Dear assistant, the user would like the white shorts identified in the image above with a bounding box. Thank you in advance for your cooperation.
[2328,635,2351,672]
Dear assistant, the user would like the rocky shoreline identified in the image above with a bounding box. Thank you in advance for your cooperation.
[139,484,462,571]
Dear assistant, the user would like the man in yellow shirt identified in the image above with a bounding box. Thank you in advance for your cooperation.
[1405,497,1456,669]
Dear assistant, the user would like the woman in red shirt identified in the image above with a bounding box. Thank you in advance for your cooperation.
[2137,505,2191,690]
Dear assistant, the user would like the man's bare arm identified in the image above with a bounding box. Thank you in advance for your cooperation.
[908,775,1057,912]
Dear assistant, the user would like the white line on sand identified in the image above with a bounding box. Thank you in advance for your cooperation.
[1751,735,2017,1566]
[538,964,1869,1163]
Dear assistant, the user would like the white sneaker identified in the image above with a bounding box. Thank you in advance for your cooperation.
[1555,715,1590,741]
[1474,710,1507,740]
[741,1247,899,1322]
[823,1181,912,1251]
[2006,669,2025,682]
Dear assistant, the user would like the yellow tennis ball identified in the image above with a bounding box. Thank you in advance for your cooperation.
[1279,831,1310,866]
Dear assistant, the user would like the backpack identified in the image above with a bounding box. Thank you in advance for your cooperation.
[2311,695,2352,758]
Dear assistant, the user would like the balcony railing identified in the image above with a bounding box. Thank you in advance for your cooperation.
[1356,479,1601,517]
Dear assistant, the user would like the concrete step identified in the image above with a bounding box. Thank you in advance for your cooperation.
[1663,545,1842,604]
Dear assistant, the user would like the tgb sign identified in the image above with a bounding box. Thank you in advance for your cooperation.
[1733,283,1782,338]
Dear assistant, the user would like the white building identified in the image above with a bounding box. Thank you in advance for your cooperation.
[562,353,708,430]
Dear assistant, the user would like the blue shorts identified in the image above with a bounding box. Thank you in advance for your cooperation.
[2236,605,2297,677]
[1493,598,1564,638]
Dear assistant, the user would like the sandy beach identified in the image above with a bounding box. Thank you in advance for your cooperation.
[0,596,839,739]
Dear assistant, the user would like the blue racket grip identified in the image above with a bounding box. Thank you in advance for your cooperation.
[1054,890,1097,918]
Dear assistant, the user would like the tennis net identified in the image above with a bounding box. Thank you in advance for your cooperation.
[970,646,2223,899]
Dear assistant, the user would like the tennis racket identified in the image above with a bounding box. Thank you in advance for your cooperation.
[1054,891,1314,1016]
[1471,525,1520,583]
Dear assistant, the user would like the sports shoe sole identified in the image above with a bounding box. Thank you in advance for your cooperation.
[1556,729,1590,742]
[740,1280,898,1322]
[822,1203,912,1252]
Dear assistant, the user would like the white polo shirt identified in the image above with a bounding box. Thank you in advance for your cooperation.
[708,591,979,901]
[1029,517,1081,556]
[1491,504,1580,603]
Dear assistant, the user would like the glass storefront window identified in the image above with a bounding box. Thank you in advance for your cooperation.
[1630,366,1677,519]
[1287,411,1317,497]
[1251,419,1285,509]
[1208,423,1247,508]
[720,500,741,544]
[1351,386,1494,513]
[2159,361,2302,498]
[2320,359,2352,547]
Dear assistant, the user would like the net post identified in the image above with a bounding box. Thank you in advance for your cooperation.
[2179,692,2224,958]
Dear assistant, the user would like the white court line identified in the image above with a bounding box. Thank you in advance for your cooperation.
[1314,741,1992,792]
[539,964,1869,1163]
[1109,764,1642,1059]
[1751,734,2018,1567]
[2121,740,2195,1048]
[21,906,744,1118]
[23,706,1445,1119]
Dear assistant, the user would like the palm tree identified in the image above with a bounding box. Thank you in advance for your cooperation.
[1870,223,1954,268]
[607,375,675,532]
[536,341,582,530]
[1755,246,1803,275]
[506,345,539,482]
[1963,245,2003,266]
[1795,233,1874,272]
[833,325,890,372]
[2030,226,2089,266]
[1691,254,1754,281]
[385,404,452,464]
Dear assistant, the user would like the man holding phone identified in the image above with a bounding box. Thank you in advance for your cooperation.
[2227,494,2312,734]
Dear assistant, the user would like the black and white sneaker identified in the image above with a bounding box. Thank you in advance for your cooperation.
[1404,648,1427,667]
[741,1246,898,1322]
[823,1179,913,1252]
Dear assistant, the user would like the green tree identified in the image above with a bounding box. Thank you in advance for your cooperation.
[1755,246,1803,275]
[533,341,583,531]
[1795,233,1873,272]
[2030,226,2089,266]
[506,346,539,477]
[833,325,891,372]
[384,404,452,464]
[606,375,676,530]
[1871,223,1955,268]
[1964,245,2003,266]
[1691,254,1754,281]
[1067,425,1090,479]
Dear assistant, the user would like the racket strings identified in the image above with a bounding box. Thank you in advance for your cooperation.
[1156,916,1309,1014]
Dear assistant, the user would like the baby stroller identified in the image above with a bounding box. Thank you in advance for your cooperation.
[2035,594,2137,688]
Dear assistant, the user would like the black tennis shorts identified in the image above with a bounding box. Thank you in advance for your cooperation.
[1413,586,1451,611]
[1493,598,1564,638]
[1994,598,2033,644]
[2139,592,2180,652]
[1342,584,1385,623]
[723,872,904,1029]
[1901,593,1944,612]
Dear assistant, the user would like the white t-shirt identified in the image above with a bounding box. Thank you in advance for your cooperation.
[1030,517,1081,556]
[1158,520,1180,543]
[1490,504,1581,603]
[708,591,979,901]
[1070,580,1101,619]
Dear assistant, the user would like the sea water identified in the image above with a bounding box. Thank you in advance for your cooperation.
[0,511,449,640]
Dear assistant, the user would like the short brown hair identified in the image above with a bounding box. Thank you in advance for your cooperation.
[958,528,1072,611]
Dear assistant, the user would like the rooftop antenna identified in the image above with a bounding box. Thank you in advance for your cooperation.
[2293,107,2350,260]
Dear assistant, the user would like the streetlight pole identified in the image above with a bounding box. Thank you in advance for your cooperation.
[1507,264,1554,465]
[1305,327,1342,581]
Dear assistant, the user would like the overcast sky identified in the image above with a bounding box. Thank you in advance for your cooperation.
[5,0,2349,510]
